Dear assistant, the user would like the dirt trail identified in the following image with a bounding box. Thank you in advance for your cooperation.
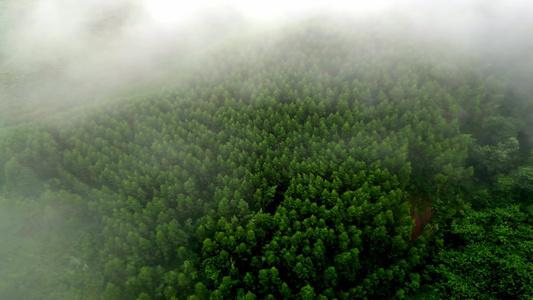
[410,207,433,240]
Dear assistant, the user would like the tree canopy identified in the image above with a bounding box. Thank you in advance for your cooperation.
[1,16,533,300]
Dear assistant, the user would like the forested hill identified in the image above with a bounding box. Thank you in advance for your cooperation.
[1,17,533,299]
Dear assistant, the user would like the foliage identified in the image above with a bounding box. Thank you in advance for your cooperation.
[201,169,423,299]
[420,205,533,299]
[0,16,531,299]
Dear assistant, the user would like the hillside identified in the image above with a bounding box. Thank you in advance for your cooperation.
[1,16,533,299]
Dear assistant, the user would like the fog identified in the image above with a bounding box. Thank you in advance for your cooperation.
[1,0,532,125]
[1,1,533,299]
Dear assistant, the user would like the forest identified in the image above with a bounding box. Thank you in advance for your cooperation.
[1,3,533,300]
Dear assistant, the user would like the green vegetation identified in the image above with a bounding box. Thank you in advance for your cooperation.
[420,205,533,299]
[1,16,533,299]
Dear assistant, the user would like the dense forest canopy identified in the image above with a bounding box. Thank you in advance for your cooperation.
[1,1,533,299]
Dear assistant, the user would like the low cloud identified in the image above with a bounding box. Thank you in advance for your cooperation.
[1,0,532,124]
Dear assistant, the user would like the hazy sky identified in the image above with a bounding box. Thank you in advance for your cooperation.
[4,0,532,63]
[1,0,532,124]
